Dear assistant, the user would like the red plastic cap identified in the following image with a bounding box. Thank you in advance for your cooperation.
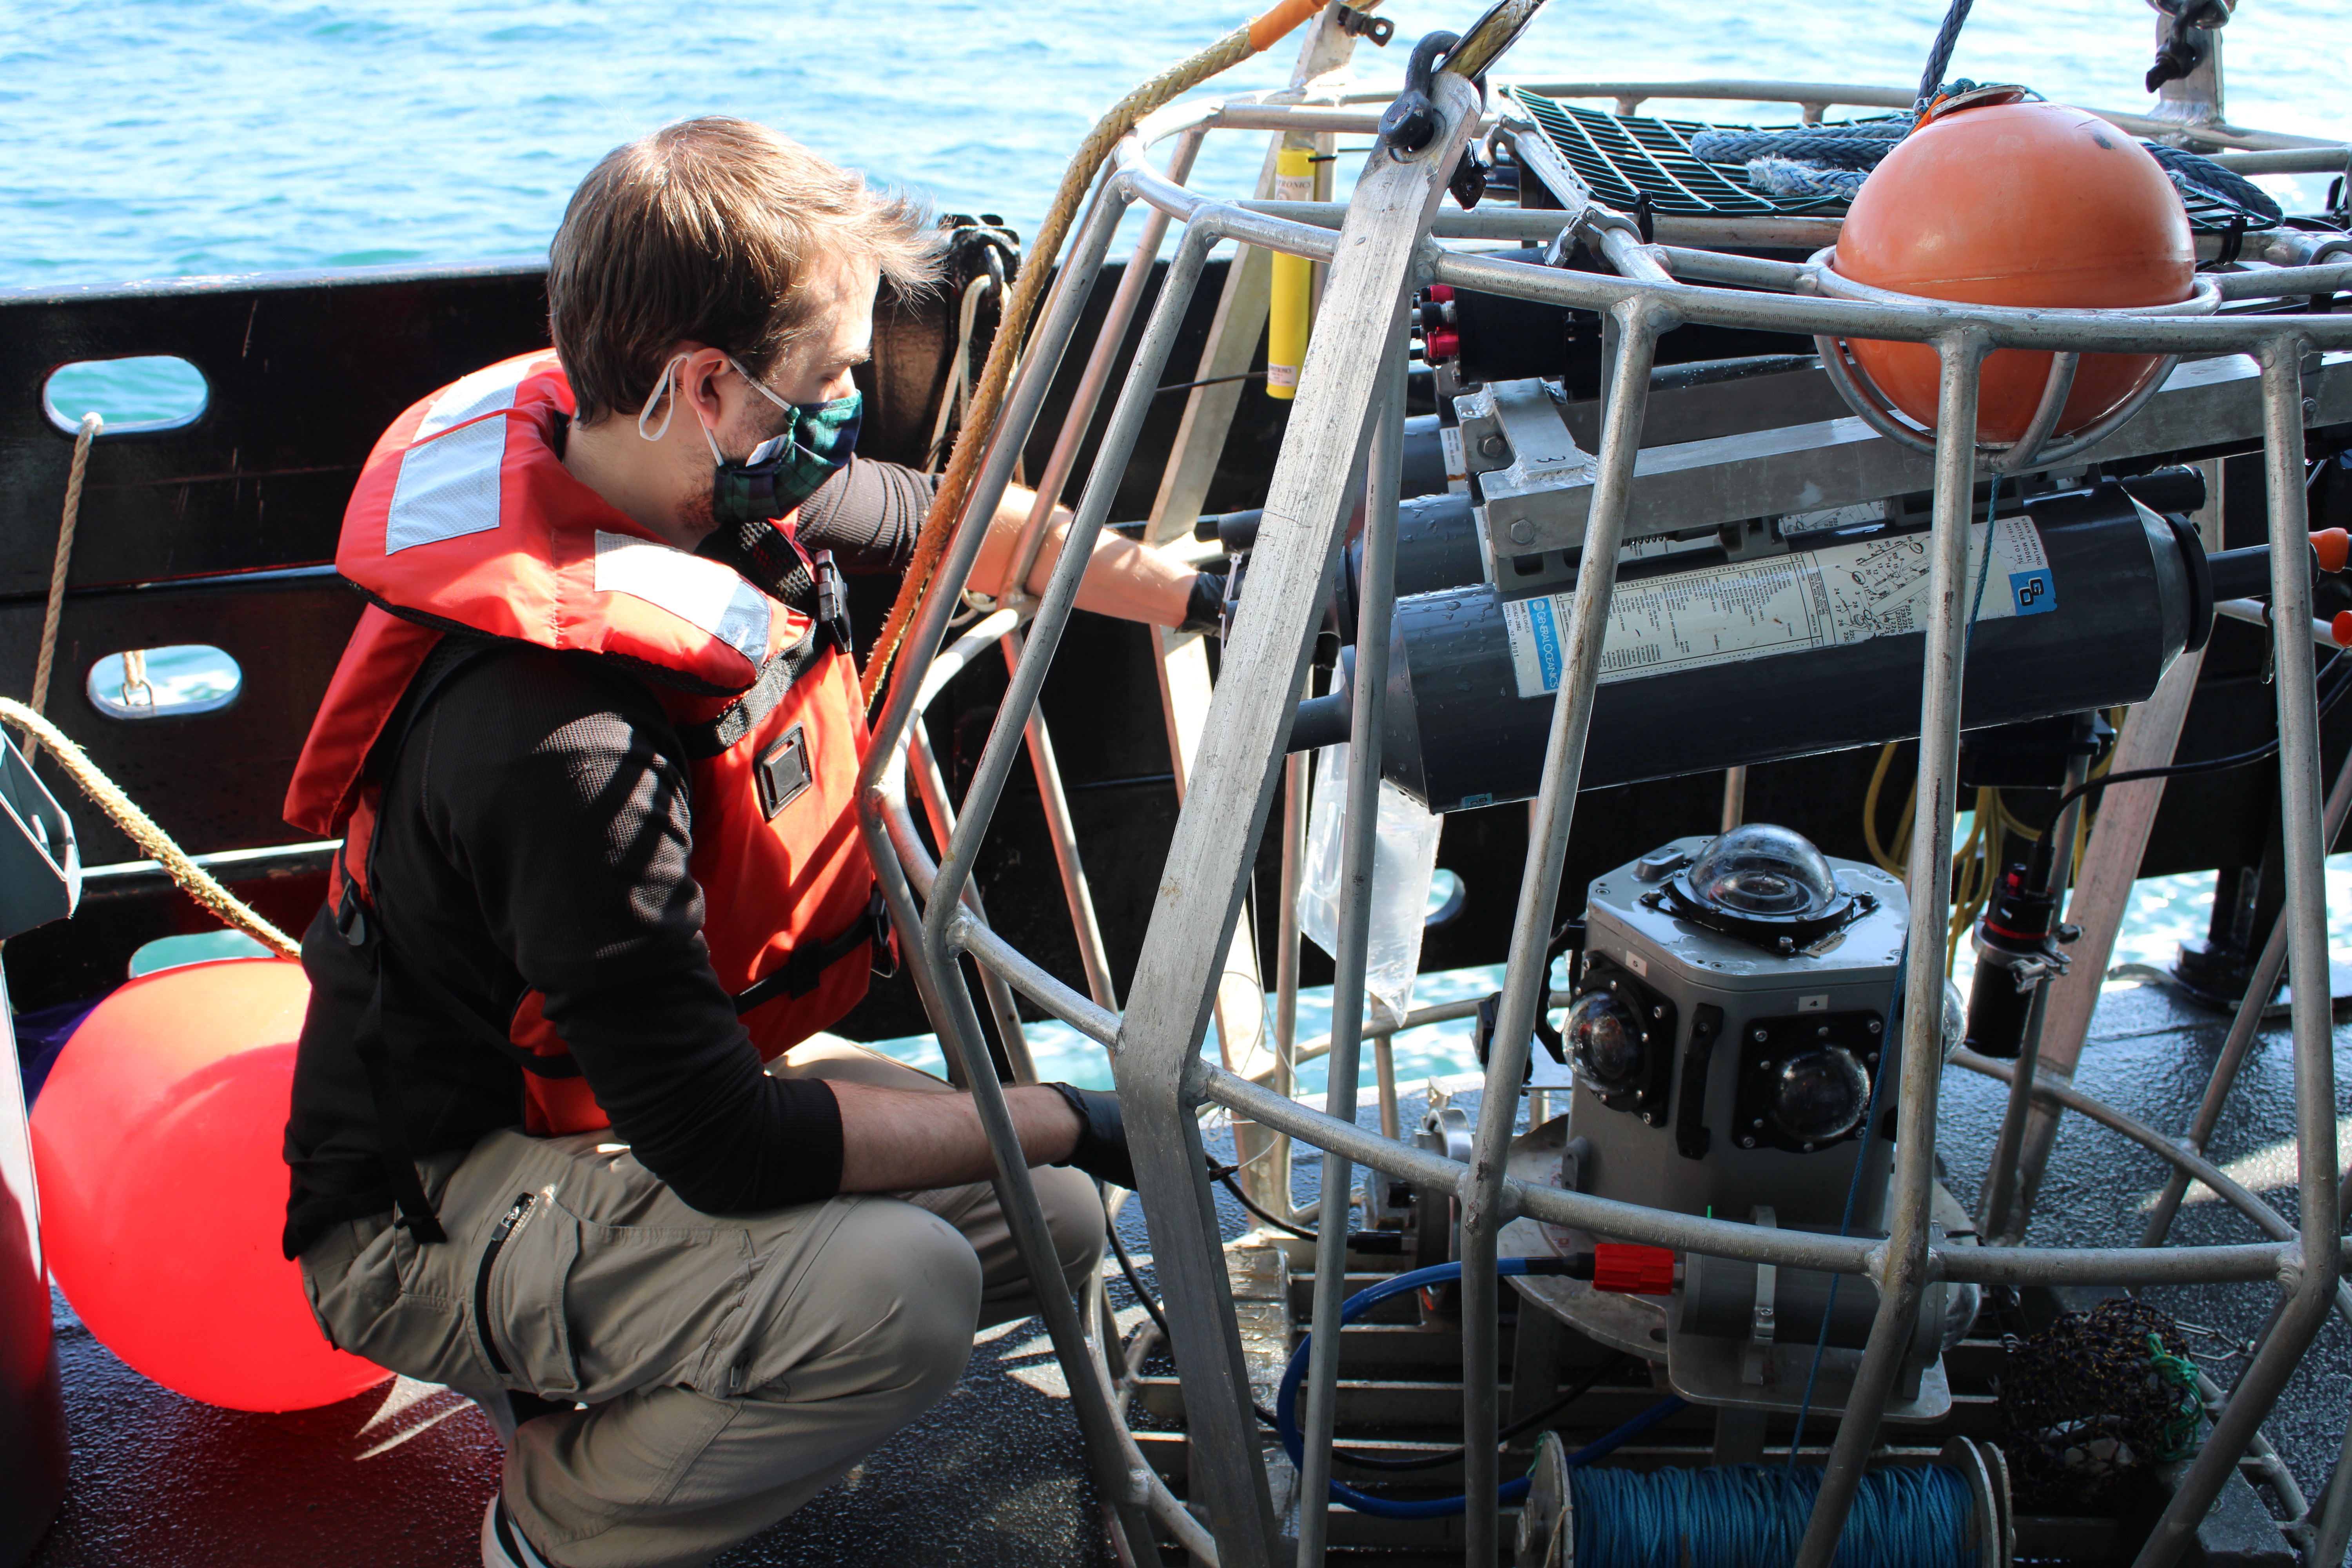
[1591,1243,1677,1296]
[2332,611,2352,648]
[1426,284,1455,303]
[1423,327,1461,362]
[2314,528,2349,575]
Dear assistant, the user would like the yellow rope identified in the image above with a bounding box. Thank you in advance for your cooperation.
[28,412,102,768]
[0,699,300,958]
[860,0,1324,703]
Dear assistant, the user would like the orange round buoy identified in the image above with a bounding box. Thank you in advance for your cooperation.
[1835,94,2194,446]
[30,958,390,1412]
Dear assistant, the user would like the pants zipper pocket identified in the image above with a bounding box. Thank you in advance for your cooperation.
[473,1192,536,1377]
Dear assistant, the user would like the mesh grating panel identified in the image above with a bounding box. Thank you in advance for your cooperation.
[1506,87,2280,233]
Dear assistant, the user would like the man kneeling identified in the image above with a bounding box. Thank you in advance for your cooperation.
[279,116,1189,1568]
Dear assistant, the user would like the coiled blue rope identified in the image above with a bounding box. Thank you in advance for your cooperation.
[1273,1260,1688,1519]
[1568,1463,1979,1568]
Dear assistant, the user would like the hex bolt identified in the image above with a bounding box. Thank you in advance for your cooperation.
[1739,1136,1756,1148]
[1752,1029,1768,1043]
[1480,433,1506,457]
[1866,1019,1882,1034]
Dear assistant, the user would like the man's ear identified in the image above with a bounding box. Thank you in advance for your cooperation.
[677,347,730,436]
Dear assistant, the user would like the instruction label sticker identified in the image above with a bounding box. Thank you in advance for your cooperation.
[1500,517,2053,699]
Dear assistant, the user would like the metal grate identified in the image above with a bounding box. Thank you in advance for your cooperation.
[1506,87,2280,233]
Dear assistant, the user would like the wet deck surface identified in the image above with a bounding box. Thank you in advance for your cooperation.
[24,977,2352,1567]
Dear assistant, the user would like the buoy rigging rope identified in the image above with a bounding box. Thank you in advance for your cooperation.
[0,699,301,958]
[859,0,1326,703]
[28,412,103,768]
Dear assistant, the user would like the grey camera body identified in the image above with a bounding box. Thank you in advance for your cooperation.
[1557,835,1908,1232]
[1533,830,1960,1416]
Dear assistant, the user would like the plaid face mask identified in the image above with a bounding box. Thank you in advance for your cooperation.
[638,354,864,527]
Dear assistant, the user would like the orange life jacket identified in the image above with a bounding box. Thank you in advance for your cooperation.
[285,350,884,1160]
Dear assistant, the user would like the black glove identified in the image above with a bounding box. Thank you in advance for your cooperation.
[1044,1082,1136,1191]
[1179,570,1229,635]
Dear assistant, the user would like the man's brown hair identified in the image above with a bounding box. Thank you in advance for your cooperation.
[548,116,940,423]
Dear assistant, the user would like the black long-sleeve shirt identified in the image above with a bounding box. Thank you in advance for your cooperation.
[281,456,935,1259]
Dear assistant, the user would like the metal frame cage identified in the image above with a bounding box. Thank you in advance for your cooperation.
[852,6,2352,1565]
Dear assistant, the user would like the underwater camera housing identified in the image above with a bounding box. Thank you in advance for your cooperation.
[1517,825,1975,1418]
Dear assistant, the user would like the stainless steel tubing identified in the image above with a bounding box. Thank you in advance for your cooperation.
[2214,261,2352,298]
[940,207,1278,1557]
[2314,1416,2352,1568]
[906,721,1042,1083]
[916,222,1215,1568]
[1201,1066,2308,1287]
[1991,350,2079,474]
[851,165,1158,1565]
[993,131,1203,1018]
[1459,298,1670,1567]
[1110,76,1481,1566]
[1296,330,1408,1568]
[1977,750,2093,1241]
[954,911,1122,1047]
[2217,596,2343,648]
[1082,1265,1223,1566]
[1002,629,1120,1009]
[1007,129,1203,593]
[1249,991,1573,1083]
[1956,1052,2335,1262]
[2136,337,2346,1568]
[857,170,1132,826]
[1428,247,2352,357]
[2140,744,2352,1250]
[1797,329,1990,1568]
[925,216,1216,1001]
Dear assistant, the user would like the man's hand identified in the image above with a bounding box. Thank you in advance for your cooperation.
[1042,1083,1135,1191]
[967,483,1202,628]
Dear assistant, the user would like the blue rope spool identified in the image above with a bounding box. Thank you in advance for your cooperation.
[1565,1462,1979,1568]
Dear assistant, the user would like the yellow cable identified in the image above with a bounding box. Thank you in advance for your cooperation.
[1862,742,1904,874]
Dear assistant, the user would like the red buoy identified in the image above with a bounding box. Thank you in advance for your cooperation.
[30,958,389,1412]
[1835,94,2194,445]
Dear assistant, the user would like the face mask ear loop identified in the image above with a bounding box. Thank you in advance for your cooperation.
[727,356,797,415]
[636,354,692,443]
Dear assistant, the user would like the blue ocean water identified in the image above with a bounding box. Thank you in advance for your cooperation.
[9,0,2350,1089]
[5,0,2344,295]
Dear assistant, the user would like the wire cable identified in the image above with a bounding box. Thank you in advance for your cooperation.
[1328,1352,1626,1472]
[2028,644,2352,884]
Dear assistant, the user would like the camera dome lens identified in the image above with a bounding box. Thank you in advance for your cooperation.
[1685,823,1840,918]
[1766,1045,1870,1143]
[1566,991,1646,1095]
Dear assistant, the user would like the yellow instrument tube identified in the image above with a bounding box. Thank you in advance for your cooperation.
[1266,144,1315,399]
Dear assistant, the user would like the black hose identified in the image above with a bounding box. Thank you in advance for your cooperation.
[1218,1171,1316,1239]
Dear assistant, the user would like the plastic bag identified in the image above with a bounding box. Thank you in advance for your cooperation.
[1296,743,1445,1031]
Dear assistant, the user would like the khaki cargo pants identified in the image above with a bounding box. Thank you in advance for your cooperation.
[299,1040,1104,1568]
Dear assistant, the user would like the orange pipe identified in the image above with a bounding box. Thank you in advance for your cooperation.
[1248,0,1325,53]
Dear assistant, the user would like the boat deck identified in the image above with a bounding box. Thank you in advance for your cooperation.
[25,975,2350,1567]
